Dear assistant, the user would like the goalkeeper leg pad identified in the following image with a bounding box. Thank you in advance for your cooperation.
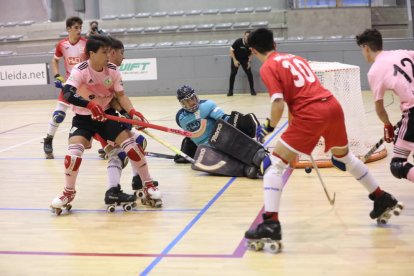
[209,119,264,166]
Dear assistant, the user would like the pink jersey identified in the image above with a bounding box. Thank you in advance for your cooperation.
[66,61,123,115]
[368,50,414,111]
[260,52,332,116]
[54,37,87,78]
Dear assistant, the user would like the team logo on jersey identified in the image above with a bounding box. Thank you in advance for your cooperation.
[104,78,112,86]
[89,95,95,100]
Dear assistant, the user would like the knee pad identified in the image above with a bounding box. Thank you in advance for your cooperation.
[135,134,147,151]
[390,157,413,179]
[64,155,82,173]
[260,154,288,176]
[126,145,145,162]
[107,147,129,169]
[53,110,66,124]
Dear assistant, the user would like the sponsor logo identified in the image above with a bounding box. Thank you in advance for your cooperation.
[67,56,82,65]
[196,147,206,164]
[210,123,222,143]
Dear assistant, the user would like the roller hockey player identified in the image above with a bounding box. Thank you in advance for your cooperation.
[43,16,87,159]
[175,85,264,178]
[243,28,403,252]
[50,35,161,215]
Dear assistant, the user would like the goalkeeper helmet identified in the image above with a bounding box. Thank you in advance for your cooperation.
[177,85,199,112]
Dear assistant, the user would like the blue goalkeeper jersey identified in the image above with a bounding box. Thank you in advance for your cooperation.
[176,99,229,145]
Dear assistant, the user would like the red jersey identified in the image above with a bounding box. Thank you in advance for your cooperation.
[260,52,332,115]
[54,37,87,78]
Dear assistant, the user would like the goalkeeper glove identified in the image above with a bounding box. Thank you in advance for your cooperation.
[256,118,275,143]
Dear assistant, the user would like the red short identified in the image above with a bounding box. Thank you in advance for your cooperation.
[281,96,348,155]
[57,89,70,105]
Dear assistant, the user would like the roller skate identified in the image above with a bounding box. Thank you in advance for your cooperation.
[50,187,76,215]
[369,191,404,225]
[43,135,54,159]
[132,176,162,208]
[105,184,137,213]
[98,148,107,159]
[245,214,283,253]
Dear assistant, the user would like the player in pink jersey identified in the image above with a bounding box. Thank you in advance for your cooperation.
[43,16,87,159]
[50,35,161,215]
[243,28,402,253]
[357,28,414,184]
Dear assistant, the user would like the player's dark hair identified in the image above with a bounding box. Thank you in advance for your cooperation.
[107,36,124,50]
[247,28,275,54]
[356,28,383,52]
[89,20,99,26]
[85,35,111,58]
[66,16,83,28]
[244,30,251,35]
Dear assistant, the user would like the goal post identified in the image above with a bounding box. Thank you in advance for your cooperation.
[294,61,387,168]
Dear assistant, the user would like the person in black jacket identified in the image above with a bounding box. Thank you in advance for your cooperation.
[228,30,256,96]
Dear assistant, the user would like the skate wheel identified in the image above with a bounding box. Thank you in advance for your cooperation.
[305,167,312,174]
[248,242,259,251]
[154,200,162,208]
[393,208,401,216]
[397,203,404,210]
[268,242,281,253]
[149,200,155,208]
[107,205,116,213]
[66,204,72,211]
[141,199,145,205]
[123,204,132,212]
[131,202,137,208]
[55,208,62,216]
[137,191,144,199]
[377,217,388,225]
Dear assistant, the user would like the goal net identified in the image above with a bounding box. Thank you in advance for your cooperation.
[295,61,386,167]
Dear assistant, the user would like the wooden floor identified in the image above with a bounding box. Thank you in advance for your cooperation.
[0,92,413,276]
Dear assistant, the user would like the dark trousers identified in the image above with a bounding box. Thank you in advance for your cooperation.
[229,59,254,92]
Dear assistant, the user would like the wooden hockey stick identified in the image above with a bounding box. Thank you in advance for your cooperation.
[142,129,195,163]
[105,114,193,137]
[361,123,400,163]
[309,154,336,206]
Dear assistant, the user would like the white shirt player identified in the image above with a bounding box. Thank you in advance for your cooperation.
[66,61,123,115]
[368,50,414,112]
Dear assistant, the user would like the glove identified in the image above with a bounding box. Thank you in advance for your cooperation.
[128,109,148,130]
[87,101,106,122]
[384,124,394,143]
[256,118,275,143]
[54,74,65,89]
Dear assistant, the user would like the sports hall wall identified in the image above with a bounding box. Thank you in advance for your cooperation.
[0,0,413,101]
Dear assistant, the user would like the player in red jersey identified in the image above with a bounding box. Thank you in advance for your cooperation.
[43,16,87,159]
[244,28,402,253]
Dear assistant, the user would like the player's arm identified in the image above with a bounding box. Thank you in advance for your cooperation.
[115,90,148,128]
[51,56,65,88]
[229,47,239,66]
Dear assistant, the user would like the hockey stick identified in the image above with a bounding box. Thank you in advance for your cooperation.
[309,154,336,206]
[146,152,175,159]
[361,123,400,163]
[142,129,227,171]
[105,114,193,137]
[141,129,195,163]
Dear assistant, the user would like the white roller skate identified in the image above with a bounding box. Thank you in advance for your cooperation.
[369,191,404,225]
[50,187,76,215]
[245,214,283,253]
[105,184,137,213]
[132,176,162,208]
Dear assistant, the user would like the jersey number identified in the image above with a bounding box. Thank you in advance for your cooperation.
[393,58,414,83]
[282,58,316,87]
